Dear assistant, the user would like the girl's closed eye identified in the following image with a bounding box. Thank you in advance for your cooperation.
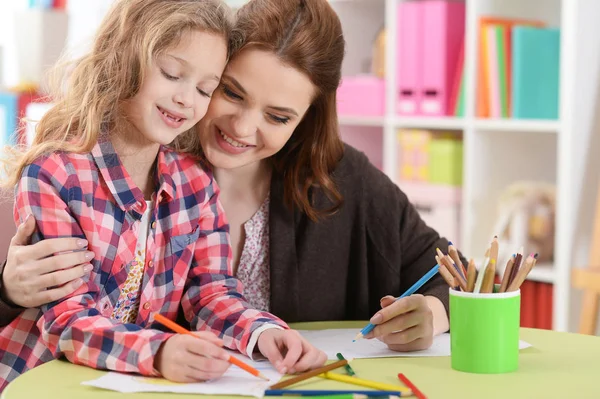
[161,69,179,81]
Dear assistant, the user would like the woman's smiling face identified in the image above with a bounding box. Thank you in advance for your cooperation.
[198,47,315,170]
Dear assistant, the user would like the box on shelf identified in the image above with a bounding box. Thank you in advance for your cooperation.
[397,129,432,182]
[428,134,463,186]
[399,181,462,246]
[337,75,385,117]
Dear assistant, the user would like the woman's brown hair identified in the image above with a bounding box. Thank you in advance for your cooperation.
[231,0,345,221]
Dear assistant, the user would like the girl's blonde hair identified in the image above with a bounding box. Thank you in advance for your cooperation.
[1,0,232,188]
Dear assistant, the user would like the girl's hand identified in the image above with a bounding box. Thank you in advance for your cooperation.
[364,294,435,352]
[155,332,231,382]
[257,329,327,374]
[1,215,93,308]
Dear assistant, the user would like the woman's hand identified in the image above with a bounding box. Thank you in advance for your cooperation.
[155,332,231,382]
[364,294,447,352]
[1,215,93,307]
[257,329,327,374]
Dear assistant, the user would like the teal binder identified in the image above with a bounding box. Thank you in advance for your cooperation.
[511,26,560,119]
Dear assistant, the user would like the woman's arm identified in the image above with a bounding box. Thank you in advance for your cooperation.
[354,147,466,349]
[0,216,91,327]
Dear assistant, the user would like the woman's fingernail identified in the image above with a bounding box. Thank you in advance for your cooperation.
[370,313,383,324]
[289,368,296,374]
[77,239,88,248]
[85,251,95,260]
[83,264,93,273]
[279,366,288,374]
[25,214,33,222]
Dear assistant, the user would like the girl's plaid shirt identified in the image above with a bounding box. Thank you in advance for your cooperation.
[0,140,287,390]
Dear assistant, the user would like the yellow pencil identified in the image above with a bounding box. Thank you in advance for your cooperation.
[320,372,412,394]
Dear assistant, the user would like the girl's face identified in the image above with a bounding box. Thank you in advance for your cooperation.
[198,48,315,170]
[123,30,228,146]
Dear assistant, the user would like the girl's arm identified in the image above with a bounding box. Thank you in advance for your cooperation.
[180,180,288,356]
[16,158,172,376]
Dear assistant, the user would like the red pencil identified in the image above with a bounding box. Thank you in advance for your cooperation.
[398,373,426,399]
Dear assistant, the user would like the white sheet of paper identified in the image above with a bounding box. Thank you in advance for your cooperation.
[298,329,532,359]
[81,351,281,397]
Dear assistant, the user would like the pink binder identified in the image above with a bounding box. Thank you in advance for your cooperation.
[396,1,422,116]
[420,1,465,116]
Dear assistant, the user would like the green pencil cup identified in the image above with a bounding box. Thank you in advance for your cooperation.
[449,287,520,374]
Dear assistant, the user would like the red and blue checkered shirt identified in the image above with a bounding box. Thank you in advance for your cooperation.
[0,140,287,390]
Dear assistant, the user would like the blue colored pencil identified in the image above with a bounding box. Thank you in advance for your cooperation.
[264,390,404,397]
[353,264,440,341]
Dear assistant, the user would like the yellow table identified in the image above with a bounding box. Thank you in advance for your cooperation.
[3,321,600,399]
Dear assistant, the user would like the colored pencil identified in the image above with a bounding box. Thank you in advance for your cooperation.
[354,264,440,340]
[466,258,477,292]
[265,395,366,399]
[397,373,427,399]
[447,241,467,278]
[507,253,536,291]
[336,353,356,376]
[443,255,467,291]
[436,248,466,281]
[321,372,411,394]
[507,247,524,288]
[473,254,489,293]
[152,314,269,381]
[480,258,497,293]
[270,359,348,389]
[264,390,404,397]
[499,254,516,293]
[436,257,458,289]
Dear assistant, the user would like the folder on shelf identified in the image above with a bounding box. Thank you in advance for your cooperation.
[396,1,422,115]
[420,0,465,116]
[511,26,560,120]
[477,17,545,118]
[0,93,18,148]
[449,39,465,116]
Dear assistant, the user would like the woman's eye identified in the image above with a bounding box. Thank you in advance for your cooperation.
[269,114,290,124]
[161,69,179,81]
[222,85,242,100]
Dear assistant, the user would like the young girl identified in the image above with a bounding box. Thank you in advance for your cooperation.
[0,0,325,390]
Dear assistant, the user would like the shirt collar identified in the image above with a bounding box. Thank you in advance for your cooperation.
[91,140,177,212]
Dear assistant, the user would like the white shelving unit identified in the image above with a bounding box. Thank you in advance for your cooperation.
[226,0,600,332]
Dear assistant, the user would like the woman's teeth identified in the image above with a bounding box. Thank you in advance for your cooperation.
[219,129,248,148]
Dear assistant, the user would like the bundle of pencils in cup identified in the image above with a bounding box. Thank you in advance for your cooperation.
[436,237,538,293]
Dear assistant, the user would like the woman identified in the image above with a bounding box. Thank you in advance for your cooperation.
[0,0,458,352]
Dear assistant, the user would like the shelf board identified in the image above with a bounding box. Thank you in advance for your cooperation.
[474,118,560,133]
[338,116,385,127]
[526,262,555,284]
[393,116,465,130]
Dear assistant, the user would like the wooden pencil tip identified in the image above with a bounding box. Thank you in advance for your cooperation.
[258,372,270,381]
[448,241,453,246]
[534,253,539,259]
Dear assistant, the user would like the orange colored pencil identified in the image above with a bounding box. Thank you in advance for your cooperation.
[153,314,269,381]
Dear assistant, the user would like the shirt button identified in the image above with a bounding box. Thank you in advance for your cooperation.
[151,221,156,229]
[148,260,154,268]
[143,302,151,310]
